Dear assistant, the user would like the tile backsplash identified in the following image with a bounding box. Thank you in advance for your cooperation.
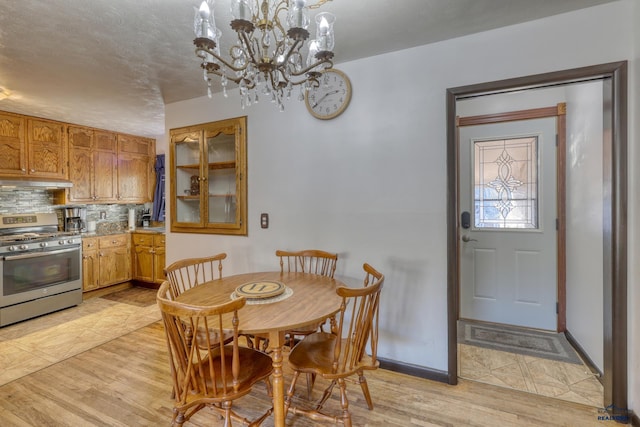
[0,187,149,231]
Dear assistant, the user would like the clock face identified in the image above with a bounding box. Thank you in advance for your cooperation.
[305,69,352,120]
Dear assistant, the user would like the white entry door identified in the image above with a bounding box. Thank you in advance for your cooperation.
[459,117,557,331]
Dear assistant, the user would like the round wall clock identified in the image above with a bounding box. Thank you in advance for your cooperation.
[305,69,352,120]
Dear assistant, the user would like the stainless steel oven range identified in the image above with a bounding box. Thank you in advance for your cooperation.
[0,212,82,327]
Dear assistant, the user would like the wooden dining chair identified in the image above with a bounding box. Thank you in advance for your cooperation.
[156,281,274,426]
[164,253,227,299]
[276,249,338,278]
[277,249,338,345]
[284,263,384,427]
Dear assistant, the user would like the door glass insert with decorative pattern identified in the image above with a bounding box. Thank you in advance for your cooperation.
[474,136,538,229]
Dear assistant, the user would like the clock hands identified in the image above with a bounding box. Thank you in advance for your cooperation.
[312,89,340,108]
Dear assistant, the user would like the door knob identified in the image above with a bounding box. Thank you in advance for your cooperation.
[462,235,478,242]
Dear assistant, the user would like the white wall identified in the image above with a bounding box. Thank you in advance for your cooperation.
[565,82,604,372]
[164,0,637,403]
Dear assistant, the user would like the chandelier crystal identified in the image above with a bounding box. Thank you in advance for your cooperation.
[193,0,336,111]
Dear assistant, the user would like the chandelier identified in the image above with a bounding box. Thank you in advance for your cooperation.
[193,0,336,111]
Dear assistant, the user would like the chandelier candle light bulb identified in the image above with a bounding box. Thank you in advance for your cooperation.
[193,0,336,111]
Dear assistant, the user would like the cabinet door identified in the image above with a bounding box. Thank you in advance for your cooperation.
[27,119,67,178]
[117,153,152,202]
[68,126,94,202]
[153,235,166,284]
[133,244,154,282]
[82,249,100,291]
[170,130,203,228]
[82,239,99,291]
[117,134,154,203]
[0,112,27,176]
[132,234,154,282]
[170,116,247,235]
[99,246,131,286]
[94,131,118,202]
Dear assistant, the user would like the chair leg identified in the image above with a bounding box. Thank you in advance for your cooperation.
[315,379,337,410]
[285,371,301,415]
[337,378,352,427]
[172,408,185,427]
[306,373,316,400]
[357,370,374,410]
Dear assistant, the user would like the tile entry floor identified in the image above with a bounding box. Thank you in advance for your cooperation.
[458,342,604,407]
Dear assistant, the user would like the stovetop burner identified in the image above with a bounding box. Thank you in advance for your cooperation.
[0,213,82,252]
[0,232,75,244]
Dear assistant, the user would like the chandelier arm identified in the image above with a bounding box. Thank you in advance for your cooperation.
[308,0,333,10]
[206,67,244,85]
[287,57,334,78]
[195,46,247,73]
[271,2,288,36]
[237,31,260,65]
[280,38,303,66]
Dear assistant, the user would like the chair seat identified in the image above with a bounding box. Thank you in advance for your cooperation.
[198,346,273,399]
[194,327,234,348]
[288,333,378,377]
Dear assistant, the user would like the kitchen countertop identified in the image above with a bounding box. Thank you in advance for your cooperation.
[81,227,165,238]
[131,227,165,234]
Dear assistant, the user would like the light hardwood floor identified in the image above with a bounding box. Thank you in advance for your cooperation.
[0,290,607,426]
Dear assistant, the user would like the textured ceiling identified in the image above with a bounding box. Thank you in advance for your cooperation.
[0,0,618,137]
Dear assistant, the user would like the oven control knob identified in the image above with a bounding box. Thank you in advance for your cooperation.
[40,242,48,248]
[58,240,66,245]
[7,245,16,251]
[67,239,75,244]
[19,244,28,250]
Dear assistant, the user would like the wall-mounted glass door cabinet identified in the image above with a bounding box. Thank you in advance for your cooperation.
[169,116,247,235]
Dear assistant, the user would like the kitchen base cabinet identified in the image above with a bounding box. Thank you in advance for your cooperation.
[82,234,131,292]
[131,233,166,286]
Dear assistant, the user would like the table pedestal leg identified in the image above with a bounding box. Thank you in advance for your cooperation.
[269,331,286,427]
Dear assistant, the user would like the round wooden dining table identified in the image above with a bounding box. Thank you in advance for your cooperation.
[176,271,345,427]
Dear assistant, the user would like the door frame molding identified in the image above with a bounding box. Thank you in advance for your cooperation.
[446,61,628,412]
[457,103,567,331]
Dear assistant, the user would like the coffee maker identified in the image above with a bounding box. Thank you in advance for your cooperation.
[63,206,87,233]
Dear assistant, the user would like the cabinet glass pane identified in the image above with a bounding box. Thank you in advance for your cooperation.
[207,133,236,224]
[208,169,236,223]
[174,136,201,224]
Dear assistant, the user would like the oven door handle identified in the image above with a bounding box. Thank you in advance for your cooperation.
[3,247,80,261]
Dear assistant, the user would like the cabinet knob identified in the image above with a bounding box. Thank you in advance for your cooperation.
[30,169,35,173]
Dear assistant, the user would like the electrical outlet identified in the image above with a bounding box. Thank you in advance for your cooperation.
[260,213,269,229]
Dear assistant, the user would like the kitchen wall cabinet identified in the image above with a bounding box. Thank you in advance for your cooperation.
[169,116,247,235]
[0,109,155,205]
[0,112,67,179]
[0,112,27,176]
[82,234,131,292]
[27,118,67,179]
[131,233,166,285]
[68,126,118,203]
[117,134,155,203]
